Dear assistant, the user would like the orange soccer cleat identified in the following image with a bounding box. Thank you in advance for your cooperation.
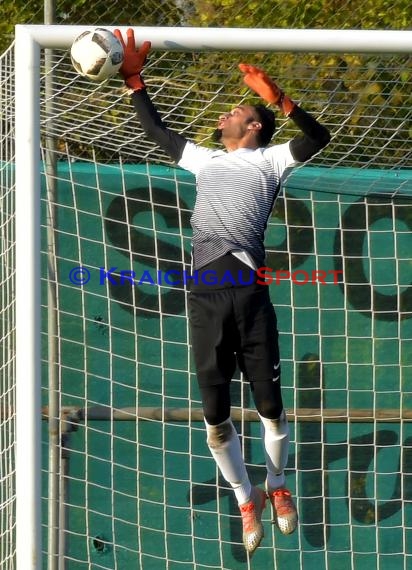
[239,486,267,555]
[267,487,298,535]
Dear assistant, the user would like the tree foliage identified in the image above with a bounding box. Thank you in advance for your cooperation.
[2,0,411,54]
[2,0,411,165]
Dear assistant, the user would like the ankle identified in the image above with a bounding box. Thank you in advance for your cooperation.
[235,478,253,506]
[266,472,285,492]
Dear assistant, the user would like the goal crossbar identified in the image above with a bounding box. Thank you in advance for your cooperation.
[15,24,412,52]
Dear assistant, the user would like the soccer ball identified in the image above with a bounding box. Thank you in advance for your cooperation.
[70,28,124,82]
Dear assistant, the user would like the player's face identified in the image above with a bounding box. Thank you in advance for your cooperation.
[211,105,259,143]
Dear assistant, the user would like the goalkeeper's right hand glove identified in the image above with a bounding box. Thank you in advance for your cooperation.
[114,28,151,91]
[238,63,296,116]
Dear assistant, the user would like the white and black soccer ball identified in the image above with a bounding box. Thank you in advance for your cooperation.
[70,28,124,82]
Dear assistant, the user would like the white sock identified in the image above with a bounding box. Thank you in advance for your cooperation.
[205,417,252,505]
[259,410,290,491]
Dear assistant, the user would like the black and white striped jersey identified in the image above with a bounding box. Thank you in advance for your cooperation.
[178,141,296,269]
[131,89,330,270]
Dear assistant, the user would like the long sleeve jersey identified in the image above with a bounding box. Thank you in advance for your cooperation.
[131,90,330,269]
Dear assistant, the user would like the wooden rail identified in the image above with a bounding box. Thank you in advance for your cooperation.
[39,406,412,423]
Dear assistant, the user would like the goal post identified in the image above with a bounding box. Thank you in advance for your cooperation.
[14,24,42,570]
[10,24,412,570]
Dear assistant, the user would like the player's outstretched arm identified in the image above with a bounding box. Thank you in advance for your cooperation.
[114,28,187,163]
[239,63,331,162]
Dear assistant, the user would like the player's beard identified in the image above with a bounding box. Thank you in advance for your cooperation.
[211,128,223,143]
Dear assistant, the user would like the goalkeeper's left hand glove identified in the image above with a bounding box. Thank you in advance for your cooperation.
[238,63,296,116]
[114,28,151,91]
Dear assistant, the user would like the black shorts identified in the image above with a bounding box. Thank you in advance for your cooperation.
[188,280,280,387]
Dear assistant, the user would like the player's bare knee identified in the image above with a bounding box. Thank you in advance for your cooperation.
[206,420,233,449]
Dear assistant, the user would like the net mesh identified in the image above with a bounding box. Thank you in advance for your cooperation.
[44,48,412,175]
[0,43,16,570]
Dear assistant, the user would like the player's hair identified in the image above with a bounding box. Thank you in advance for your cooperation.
[253,104,276,147]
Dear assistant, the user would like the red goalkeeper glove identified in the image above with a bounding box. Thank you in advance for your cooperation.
[238,63,296,116]
[113,28,151,91]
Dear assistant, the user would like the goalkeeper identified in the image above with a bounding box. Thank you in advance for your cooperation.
[114,28,331,556]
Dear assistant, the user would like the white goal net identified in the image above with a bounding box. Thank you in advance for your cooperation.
[2,25,412,570]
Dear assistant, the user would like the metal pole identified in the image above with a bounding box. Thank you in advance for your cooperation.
[43,2,63,570]
[24,25,412,53]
